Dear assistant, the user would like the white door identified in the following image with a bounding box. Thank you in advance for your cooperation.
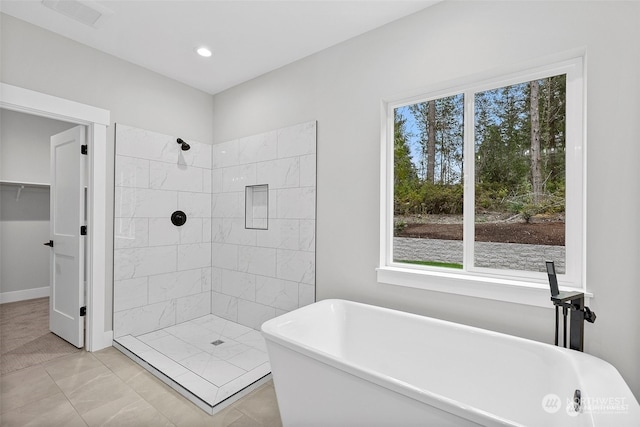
[49,126,86,348]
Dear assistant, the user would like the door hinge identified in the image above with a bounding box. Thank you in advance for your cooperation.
[81,145,88,155]
[80,225,87,235]
[80,306,86,316]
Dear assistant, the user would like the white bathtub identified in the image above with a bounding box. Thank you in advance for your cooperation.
[262,299,640,427]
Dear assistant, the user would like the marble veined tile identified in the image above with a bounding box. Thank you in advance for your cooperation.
[299,283,316,307]
[236,330,268,353]
[277,121,316,158]
[113,300,176,338]
[212,139,239,169]
[148,218,180,246]
[113,246,177,281]
[205,337,250,361]
[137,329,171,343]
[220,269,256,301]
[237,300,276,330]
[215,362,271,403]
[256,219,299,250]
[141,333,202,363]
[203,168,212,193]
[222,164,256,193]
[185,141,212,170]
[115,155,150,188]
[226,348,268,372]
[181,352,245,387]
[212,192,242,218]
[148,269,201,304]
[114,217,149,249]
[191,314,254,339]
[299,219,316,252]
[276,249,315,285]
[164,323,214,354]
[177,292,211,323]
[115,124,176,161]
[276,187,315,219]
[299,154,316,187]
[212,168,223,194]
[115,335,154,355]
[201,267,212,292]
[178,192,211,218]
[178,242,211,271]
[237,246,276,277]
[237,130,277,165]
[179,217,203,244]
[255,157,299,189]
[255,276,299,311]
[221,218,257,246]
[211,292,238,322]
[114,277,148,312]
[149,160,203,192]
[139,347,190,379]
[202,217,212,243]
[115,187,177,219]
[173,370,219,405]
[211,243,238,270]
[210,267,222,292]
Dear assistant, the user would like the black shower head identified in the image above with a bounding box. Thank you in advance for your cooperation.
[176,138,191,151]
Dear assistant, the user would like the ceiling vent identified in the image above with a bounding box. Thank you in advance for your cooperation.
[42,0,113,29]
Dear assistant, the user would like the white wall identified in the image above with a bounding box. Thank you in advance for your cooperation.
[0,109,75,184]
[1,13,214,329]
[211,1,640,398]
[0,109,76,298]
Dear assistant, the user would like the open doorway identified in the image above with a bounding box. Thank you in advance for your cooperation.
[0,83,111,353]
[0,109,86,373]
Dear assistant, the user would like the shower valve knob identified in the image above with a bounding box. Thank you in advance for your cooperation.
[171,210,187,226]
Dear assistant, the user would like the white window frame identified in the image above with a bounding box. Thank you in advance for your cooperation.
[378,56,587,308]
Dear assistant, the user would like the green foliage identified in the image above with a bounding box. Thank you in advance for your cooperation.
[394,219,407,235]
[393,75,567,220]
[397,260,463,269]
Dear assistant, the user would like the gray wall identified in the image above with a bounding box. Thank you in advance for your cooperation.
[210,1,640,398]
[0,109,75,295]
[1,13,214,329]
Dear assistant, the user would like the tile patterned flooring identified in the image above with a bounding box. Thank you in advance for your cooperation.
[115,314,270,411]
[0,347,282,426]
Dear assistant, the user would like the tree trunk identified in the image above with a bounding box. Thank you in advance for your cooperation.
[427,100,436,184]
[530,80,542,204]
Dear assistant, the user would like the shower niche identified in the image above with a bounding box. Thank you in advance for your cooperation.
[245,184,268,230]
[112,121,316,414]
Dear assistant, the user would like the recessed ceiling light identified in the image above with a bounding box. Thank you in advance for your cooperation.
[196,47,212,58]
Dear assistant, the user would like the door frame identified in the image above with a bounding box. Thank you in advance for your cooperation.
[1,82,111,351]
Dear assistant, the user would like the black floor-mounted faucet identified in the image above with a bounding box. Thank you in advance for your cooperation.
[546,261,596,352]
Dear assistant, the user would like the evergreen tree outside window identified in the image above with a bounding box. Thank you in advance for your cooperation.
[380,58,584,298]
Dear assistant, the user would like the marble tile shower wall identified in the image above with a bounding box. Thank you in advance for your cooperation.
[211,121,316,329]
[113,124,213,338]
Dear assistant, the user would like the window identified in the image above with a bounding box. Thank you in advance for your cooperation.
[379,58,584,305]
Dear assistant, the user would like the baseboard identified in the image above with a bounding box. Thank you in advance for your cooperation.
[0,286,50,304]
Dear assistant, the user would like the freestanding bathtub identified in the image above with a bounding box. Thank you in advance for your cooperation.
[262,299,640,426]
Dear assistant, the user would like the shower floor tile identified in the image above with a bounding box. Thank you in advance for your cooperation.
[114,314,270,412]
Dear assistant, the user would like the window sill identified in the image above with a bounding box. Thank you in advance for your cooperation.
[376,266,591,308]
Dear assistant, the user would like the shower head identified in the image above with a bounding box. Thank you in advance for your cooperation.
[176,138,190,151]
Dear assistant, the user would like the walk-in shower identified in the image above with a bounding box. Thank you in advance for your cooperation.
[112,122,317,414]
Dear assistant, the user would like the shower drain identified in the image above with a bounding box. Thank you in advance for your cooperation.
[211,340,225,346]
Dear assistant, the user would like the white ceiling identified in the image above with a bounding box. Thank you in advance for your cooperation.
[1,1,438,95]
